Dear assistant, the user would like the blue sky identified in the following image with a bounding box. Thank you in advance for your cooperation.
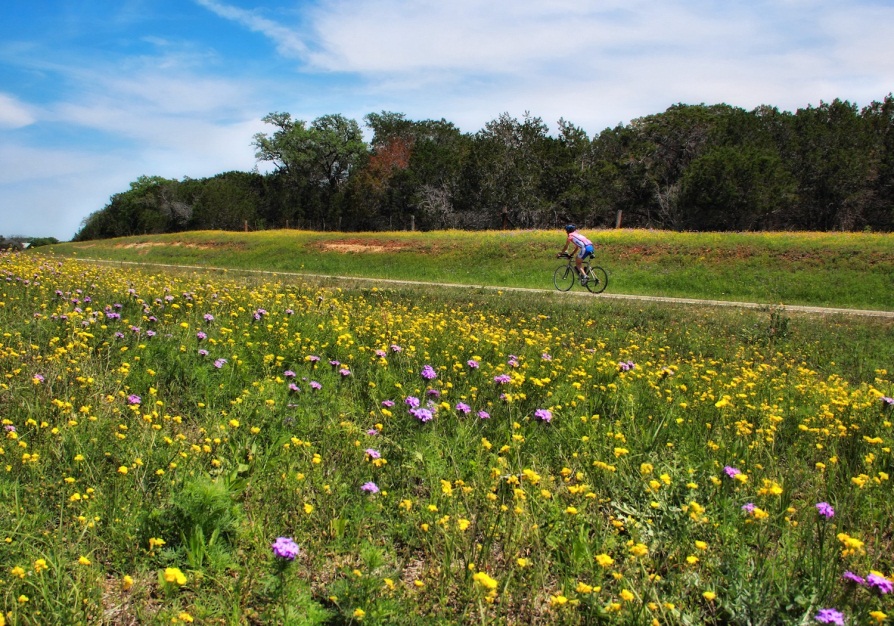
[1,0,892,240]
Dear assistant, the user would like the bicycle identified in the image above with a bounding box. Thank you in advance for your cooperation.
[554,253,608,293]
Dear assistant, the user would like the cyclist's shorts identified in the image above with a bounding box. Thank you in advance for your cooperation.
[578,244,594,260]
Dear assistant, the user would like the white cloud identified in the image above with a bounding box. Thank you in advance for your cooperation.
[194,0,308,57]
[0,93,35,128]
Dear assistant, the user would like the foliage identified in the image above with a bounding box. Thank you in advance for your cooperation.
[72,95,894,241]
[0,251,892,624]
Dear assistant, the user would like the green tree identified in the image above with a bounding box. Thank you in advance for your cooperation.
[679,146,797,230]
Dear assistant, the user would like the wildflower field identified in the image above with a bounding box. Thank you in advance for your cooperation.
[1,251,892,625]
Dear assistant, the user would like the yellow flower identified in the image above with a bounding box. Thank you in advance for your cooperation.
[620,589,635,602]
[122,575,134,591]
[550,594,569,606]
[18,595,29,604]
[629,543,648,557]
[473,571,498,590]
[303,503,314,514]
[149,537,166,550]
[164,567,187,585]
[576,582,593,594]
[869,610,887,623]
[694,540,708,550]
[34,558,48,573]
[595,553,615,567]
[352,608,366,620]
[516,558,530,568]
[117,465,128,474]
[78,556,91,566]
[703,591,716,601]
[178,612,194,623]
[11,565,25,578]
[565,506,578,515]
[686,555,699,565]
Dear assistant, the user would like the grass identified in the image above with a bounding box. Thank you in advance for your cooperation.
[0,247,892,625]
[46,228,894,310]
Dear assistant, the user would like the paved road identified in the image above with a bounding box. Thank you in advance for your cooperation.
[79,258,894,319]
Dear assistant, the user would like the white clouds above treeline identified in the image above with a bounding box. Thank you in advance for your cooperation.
[1,0,892,239]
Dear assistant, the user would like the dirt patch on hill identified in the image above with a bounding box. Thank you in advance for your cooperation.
[316,239,412,253]
[114,241,246,252]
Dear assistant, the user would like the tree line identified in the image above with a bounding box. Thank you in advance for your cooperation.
[74,95,894,241]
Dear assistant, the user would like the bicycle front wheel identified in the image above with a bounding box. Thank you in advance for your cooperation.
[584,266,608,293]
[553,265,575,291]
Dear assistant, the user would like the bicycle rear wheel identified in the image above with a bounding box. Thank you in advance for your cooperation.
[584,265,608,293]
[553,265,575,291]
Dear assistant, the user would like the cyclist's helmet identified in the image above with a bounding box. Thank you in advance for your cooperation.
[564,224,576,233]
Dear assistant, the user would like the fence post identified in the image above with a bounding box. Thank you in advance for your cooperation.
[615,210,623,229]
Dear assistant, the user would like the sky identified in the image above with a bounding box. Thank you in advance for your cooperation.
[1,0,892,241]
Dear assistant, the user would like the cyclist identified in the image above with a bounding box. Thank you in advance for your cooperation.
[557,224,594,282]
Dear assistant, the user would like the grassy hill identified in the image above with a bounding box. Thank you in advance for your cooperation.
[46,229,894,311]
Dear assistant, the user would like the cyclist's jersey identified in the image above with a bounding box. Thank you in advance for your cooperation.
[567,232,593,250]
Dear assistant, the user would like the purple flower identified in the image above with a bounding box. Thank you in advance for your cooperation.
[196,331,207,340]
[329,359,340,367]
[33,374,45,383]
[381,400,395,408]
[724,466,741,478]
[203,313,214,323]
[214,358,227,369]
[5,425,17,432]
[288,383,301,393]
[310,381,322,390]
[421,365,437,380]
[493,374,511,384]
[365,449,381,459]
[308,355,321,363]
[534,408,552,423]
[390,344,402,353]
[253,308,267,320]
[882,396,894,407]
[127,394,141,405]
[841,571,866,586]
[815,502,835,519]
[618,361,636,372]
[198,349,209,357]
[271,537,300,560]
[477,410,490,419]
[284,370,296,378]
[114,331,125,339]
[814,608,844,625]
[361,481,380,494]
[145,330,156,338]
[366,428,379,436]
[467,359,479,369]
[339,368,351,377]
[867,573,893,594]
[285,309,293,315]
[456,402,471,415]
[426,388,440,398]
[375,349,387,358]
[411,408,434,422]
[404,396,420,409]
[541,353,552,361]
[106,311,120,320]
[741,503,756,514]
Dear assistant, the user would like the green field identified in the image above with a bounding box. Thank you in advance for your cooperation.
[2,233,893,625]
[46,228,894,311]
